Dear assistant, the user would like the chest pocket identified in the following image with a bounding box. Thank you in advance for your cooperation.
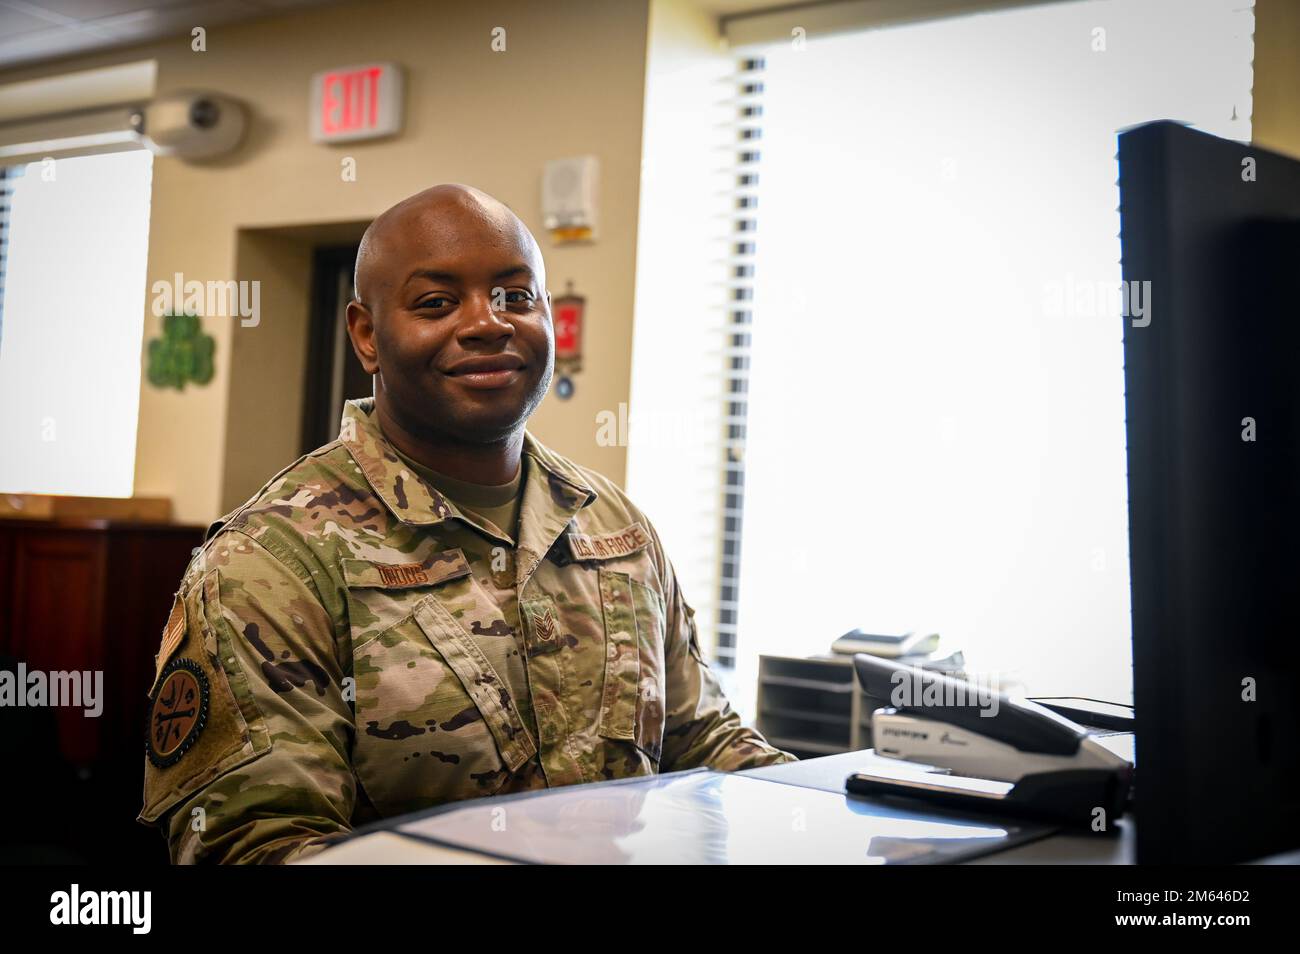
[343,551,538,817]
[596,566,668,764]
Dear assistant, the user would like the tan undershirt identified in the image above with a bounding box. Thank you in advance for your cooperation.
[394,448,525,543]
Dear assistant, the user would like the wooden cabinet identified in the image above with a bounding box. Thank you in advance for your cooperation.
[0,519,205,862]
[0,520,203,767]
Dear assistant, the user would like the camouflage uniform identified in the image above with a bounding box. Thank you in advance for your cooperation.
[139,397,795,863]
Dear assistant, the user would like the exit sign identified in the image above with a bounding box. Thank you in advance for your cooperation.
[310,63,403,143]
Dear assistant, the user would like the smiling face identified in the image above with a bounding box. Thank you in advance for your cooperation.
[346,185,553,447]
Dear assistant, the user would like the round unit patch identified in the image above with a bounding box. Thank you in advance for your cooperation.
[147,657,209,768]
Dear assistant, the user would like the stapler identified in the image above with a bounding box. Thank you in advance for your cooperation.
[848,654,1133,827]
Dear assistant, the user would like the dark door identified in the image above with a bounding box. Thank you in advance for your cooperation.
[301,244,372,452]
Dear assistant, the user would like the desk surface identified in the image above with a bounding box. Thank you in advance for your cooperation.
[743,750,1132,864]
[307,749,1132,864]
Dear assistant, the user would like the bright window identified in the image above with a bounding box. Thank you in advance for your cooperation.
[0,149,154,498]
[734,0,1254,705]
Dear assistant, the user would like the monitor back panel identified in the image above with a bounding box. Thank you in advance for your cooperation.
[1119,120,1300,864]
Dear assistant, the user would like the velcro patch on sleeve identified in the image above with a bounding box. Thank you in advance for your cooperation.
[147,657,209,768]
[567,522,651,562]
[154,594,189,687]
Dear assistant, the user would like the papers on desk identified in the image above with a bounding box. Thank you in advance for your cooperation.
[392,770,1046,865]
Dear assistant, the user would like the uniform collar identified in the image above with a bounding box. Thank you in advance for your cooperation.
[339,397,598,532]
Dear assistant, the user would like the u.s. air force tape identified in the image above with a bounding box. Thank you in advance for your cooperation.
[566,522,650,561]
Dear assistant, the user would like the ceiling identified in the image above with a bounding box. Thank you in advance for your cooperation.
[0,0,809,73]
[0,0,341,71]
[697,0,817,13]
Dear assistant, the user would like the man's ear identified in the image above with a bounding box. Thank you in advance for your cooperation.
[345,300,380,375]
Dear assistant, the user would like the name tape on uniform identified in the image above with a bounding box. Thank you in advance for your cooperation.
[377,563,431,588]
[567,522,650,562]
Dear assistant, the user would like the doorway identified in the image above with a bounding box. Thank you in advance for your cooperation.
[301,244,371,452]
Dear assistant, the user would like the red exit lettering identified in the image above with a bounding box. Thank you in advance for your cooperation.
[320,66,384,136]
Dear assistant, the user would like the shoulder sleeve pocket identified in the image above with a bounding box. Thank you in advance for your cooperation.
[138,569,269,825]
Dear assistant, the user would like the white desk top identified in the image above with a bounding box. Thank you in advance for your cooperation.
[744,749,1131,864]
[308,748,1111,864]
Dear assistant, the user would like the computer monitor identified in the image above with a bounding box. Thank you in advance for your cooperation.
[1119,120,1300,864]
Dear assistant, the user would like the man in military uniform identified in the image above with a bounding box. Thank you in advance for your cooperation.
[139,184,795,864]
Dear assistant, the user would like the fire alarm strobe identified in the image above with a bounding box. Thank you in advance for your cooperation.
[543,156,599,243]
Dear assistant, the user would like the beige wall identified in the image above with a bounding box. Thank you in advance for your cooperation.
[1252,0,1300,158]
[0,0,651,524]
[222,227,318,514]
[6,0,1299,523]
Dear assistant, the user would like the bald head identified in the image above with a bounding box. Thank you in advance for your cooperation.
[353,184,544,308]
[344,182,555,454]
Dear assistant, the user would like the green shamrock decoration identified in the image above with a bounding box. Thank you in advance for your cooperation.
[147,313,215,390]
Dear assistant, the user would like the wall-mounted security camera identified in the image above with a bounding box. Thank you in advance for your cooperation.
[138,91,246,160]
